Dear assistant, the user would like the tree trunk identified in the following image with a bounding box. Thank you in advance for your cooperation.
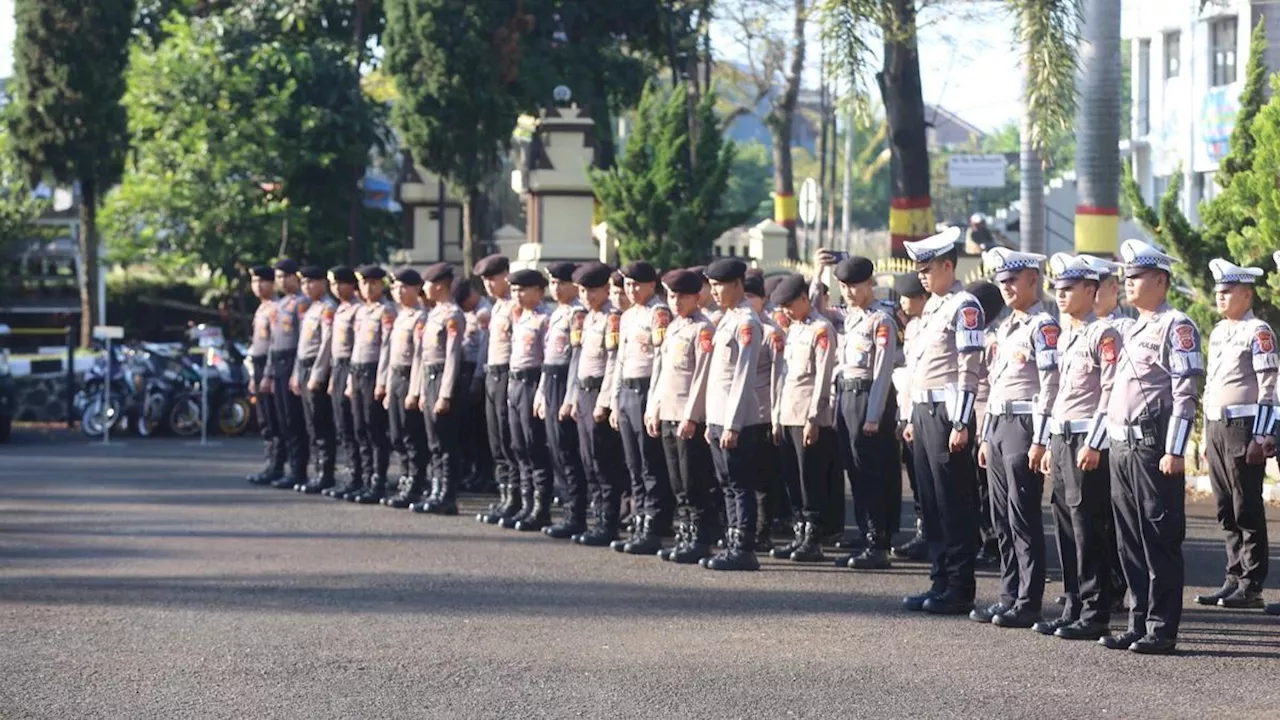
[346,0,373,265]
[78,176,98,348]
[771,0,807,259]
[772,122,798,259]
[462,190,475,277]
[841,88,855,250]
[1020,48,1046,255]
[877,0,932,258]
[1073,0,1122,256]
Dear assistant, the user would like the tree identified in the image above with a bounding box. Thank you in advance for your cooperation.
[877,0,932,257]
[1072,0,1120,255]
[592,81,741,269]
[0,125,49,305]
[724,141,775,223]
[8,0,135,346]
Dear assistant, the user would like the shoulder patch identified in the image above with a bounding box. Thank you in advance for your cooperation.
[1255,326,1276,354]
[653,307,672,328]
[1038,322,1059,349]
[815,324,830,352]
[770,328,785,354]
[960,306,981,331]
[1100,334,1118,365]
[606,312,621,350]
[1173,323,1197,351]
[447,317,459,337]
[699,326,714,354]
[738,322,753,347]
[322,307,335,324]
[875,322,890,348]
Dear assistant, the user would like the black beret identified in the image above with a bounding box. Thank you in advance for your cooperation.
[620,260,658,284]
[273,258,299,274]
[835,256,875,284]
[769,273,808,307]
[894,272,926,298]
[545,261,578,282]
[663,269,702,296]
[328,265,356,284]
[611,270,626,288]
[298,265,325,280]
[764,275,784,298]
[249,265,273,280]
[704,258,748,283]
[965,280,1005,326]
[355,265,386,281]
[510,268,548,288]
[451,279,474,305]
[474,254,510,278]
[743,273,766,298]
[573,261,612,288]
[394,267,424,286]
[423,262,454,283]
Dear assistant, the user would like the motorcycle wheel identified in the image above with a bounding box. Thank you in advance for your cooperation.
[81,396,121,438]
[137,392,169,437]
[168,395,202,438]
[217,396,252,436]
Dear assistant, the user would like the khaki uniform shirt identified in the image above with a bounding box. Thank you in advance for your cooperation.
[414,301,465,403]
[754,312,785,428]
[1206,311,1278,436]
[985,301,1061,445]
[774,313,837,428]
[892,317,920,423]
[510,302,551,372]
[830,303,898,425]
[263,292,310,381]
[250,299,275,359]
[351,298,396,392]
[296,296,337,386]
[611,295,671,408]
[1052,313,1121,449]
[566,302,621,414]
[377,304,427,396]
[647,311,714,424]
[487,295,515,368]
[692,305,762,432]
[331,299,360,362]
[1105,301,1203,456]
[907,281,985,425]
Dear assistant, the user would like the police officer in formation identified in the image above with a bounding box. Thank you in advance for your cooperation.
[243,240,1280,653]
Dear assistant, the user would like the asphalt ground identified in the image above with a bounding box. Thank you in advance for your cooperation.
[2,429,1279,719]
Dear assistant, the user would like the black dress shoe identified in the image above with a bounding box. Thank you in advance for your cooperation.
[1218,587,1264,609]
[923,595,975,616]
[544,521,585,540]
[354,492,384,505]
[847,549,892,570]
[385,494,414,509]
[1195,580,1239,606]
[1099,630,1144,650]
[577,525,618,547]
[904,589,944,612]
[969,603,1010,623]
[302,481,333,495]
[271,476,299,490]
[1032,615,1076,635]
[993,607,1041,629]
[1054,620,1110,640]
[1129,635,1177,655]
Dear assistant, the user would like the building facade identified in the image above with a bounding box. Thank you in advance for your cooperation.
[1126,0,1277,223]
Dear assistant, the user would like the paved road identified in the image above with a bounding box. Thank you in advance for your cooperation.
[2,430,1279,719]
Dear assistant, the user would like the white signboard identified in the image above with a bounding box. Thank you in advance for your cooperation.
[947,154,1008,188]
[92,325,124,341]
[798,177,821,225]
[195,324,224,349]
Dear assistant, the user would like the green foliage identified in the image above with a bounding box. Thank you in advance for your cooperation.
[0,125,48,254]
[592,81,742,269]
[1237,75,1280,325]
[102,13,391,280]
[724,141,775,224]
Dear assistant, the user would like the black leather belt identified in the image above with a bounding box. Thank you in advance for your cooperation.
[392,366,411,377]
[299,357,317,368]
[621,377,649,391]
[334,357,351,366]
[487,363,510,375]
[351,362,376,376]
[269,350,296,362]
[426,363,445,378]
[542,364,569,378]
[838,378,871,393]
[511,368,540,383]
[579,376,604,392]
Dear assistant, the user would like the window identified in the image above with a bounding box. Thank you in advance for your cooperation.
[1164,31,1180,78]
[1210,17,1237,86]
[1151,175,1169,206]
[1138,39,1151,135]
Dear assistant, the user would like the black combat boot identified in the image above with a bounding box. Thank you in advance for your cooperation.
[410,477,441,512]
[892,519,928,561]
[477,482,509,523]
[545,503,587,540]
[789,522,826,563]
[576,510,619,547]
[610,515,641,552]
[424,475,458,515]
[353,476,387,504]
[515,492,551,531]
[384,476,416,509]
[670,522,714,565]
[623,515,663,555]
[658,522,689,561]
[500,484,534,529]
[770,520,805,560]
[704,529,760,571]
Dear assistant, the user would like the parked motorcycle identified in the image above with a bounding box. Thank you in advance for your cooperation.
[166,325,253,438]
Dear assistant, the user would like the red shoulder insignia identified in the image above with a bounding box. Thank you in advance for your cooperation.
[699,327,714,354]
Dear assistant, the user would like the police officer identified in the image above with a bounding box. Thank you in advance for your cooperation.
[1101,239,1202,655]
[687,266,723,325]
[324,266,363,496]
[646,269,717,563]
[812,254,900,570]
[378,268,429,509]
[901,227,985,616]
[970,250,1059,629]
[246,265,286,485]
[1084,255,1136,336]
[475,255,521,525]
[770,273,838,564]
[504,269,556,531]
[1193,259,1276,609]
[967,280,1006,568]
[455,281,490,492]
[696,258,764,571]
[337,266,395,504]
[537,262,588,537]
[410,263,466,515]
[262,259,311,489]
[610,261,675,554]
[565,262,627,547]
[891,273,930,560]
[609,270,631,312]
[1034,253,1123,640]
[743,269,784,552]
[293,265,338,493]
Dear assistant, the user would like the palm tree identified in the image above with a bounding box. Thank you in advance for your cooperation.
[1072,0,1121,256]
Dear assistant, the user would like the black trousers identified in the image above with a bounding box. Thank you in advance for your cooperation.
[837,388,901,548]
[508,371,552,500]
[542,365,585,513]
[987,414,1046,612]
[911,401,978,600]
[709,424,763,533]
[423,365,462,496]
[252,355,285,475]
[616,378,674,524]
[753,429,781,537]
[975,447,998,551]
[1050,432,1114,624]
[330,359,361,482]
[900,422,921,534]
[1205,418,1269,591]
[1110,425,1185,640]
[779,425,838,528]
[269,350,308,479]
[387,368,427,489]
[485,366,516,488]
[660,421,717,528]
[459,363,490,483]
[298,359,335,480]
[575,383,625,526]
[350,362,390,489]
